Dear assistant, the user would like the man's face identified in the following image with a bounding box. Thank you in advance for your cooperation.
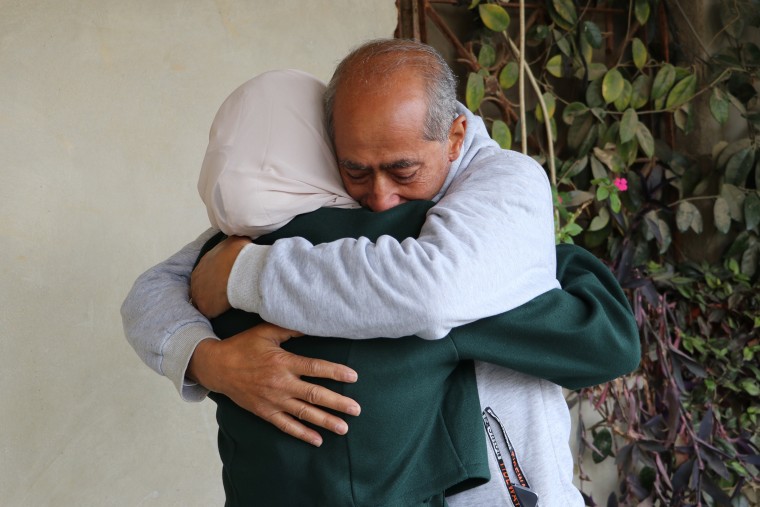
[332,74,465,212]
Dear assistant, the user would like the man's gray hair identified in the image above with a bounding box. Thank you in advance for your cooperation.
[324,39,458,144]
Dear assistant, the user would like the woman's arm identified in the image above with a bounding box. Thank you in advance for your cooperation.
[452,243,641,389]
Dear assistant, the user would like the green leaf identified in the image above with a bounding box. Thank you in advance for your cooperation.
[742,242,759,277]
[602,122,619,147]
[717,138,752,170]
[469,0,481,8]
[554,29,572,56]
[613,79,633,112]
[674,67,691,80]
[741,379,760,396]
[657,218,672,253]
[721,184,746,221]
[465,72,485,112]
[714,197,732,233]
[563,156,588,180]
[590,154,607,180]
[602,68,625,103]
[586,63,607,81]
[564,190,594,207]
[589,207,610,231]
[552,0,578,26]
[631,75,651,109]
[745,192,760,231]
[478,43,496,68]
[597,185,610,201]
[632,37,647,69]
[710,88,729,124]
[610,192,622,213]
[583,21,602,48]
[635,122,655,158]
[562,102,588,125]
[479,3,510,32]
[593,147,623,173]
[645,211,671,252]
[725,147,755,187]
[651,64,676,101]
[590,107,607,122]
[546,54,563,78]
[635,0,651,25]
[579,31,593,66]
[674,103,693,133]
[618,136,638,167]
[620,109,639,143]
[499,61,519,89]
[726,231,751,261]
[586,78,604,108]
[567,114,597,155]
[676,201,703,233]
[564,222,583,236]
[491,120,512,150]
[666,74,697,110]
[535,93,556,123]
[591,429,613,463]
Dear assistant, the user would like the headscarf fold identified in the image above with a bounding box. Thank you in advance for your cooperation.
[198,69,358,238]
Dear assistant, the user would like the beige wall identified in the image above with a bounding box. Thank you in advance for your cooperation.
[0,1,396,504]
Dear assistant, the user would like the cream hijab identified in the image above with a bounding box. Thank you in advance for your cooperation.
[197,69,359,238]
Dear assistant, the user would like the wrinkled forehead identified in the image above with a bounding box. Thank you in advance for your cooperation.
[333,71,428,134]
[336,60,427,98]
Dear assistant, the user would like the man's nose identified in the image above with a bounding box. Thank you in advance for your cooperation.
[365,178,402,212]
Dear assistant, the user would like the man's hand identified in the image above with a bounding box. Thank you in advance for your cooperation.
[187,323,361,447]
[191,235,251,317]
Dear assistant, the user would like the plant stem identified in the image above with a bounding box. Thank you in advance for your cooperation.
[504,35,556,186]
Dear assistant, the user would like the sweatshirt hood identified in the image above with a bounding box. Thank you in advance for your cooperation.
[432,103,499,202]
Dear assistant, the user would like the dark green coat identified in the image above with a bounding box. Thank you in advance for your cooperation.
[201,201,640,506]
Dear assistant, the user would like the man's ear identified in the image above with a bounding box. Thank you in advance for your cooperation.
[447,114,466,162]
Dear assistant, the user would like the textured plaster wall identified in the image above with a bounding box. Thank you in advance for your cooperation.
[0,1,396,504]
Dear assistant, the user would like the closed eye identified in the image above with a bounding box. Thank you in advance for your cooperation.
[382,160,420,183]
[340,160,371,181]
[344,169,370,181]
[390,170,417,182]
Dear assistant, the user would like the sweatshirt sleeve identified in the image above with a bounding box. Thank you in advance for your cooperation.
[120,228,219,401]
[228,150,560,340]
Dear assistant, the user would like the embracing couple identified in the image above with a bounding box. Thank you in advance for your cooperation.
[122,38,639,506]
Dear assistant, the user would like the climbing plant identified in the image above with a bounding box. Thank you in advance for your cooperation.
[424,0,760,504]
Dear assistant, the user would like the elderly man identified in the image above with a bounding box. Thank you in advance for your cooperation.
[123,39,639,505]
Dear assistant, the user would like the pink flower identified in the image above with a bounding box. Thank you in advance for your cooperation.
[613,177,628,192]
